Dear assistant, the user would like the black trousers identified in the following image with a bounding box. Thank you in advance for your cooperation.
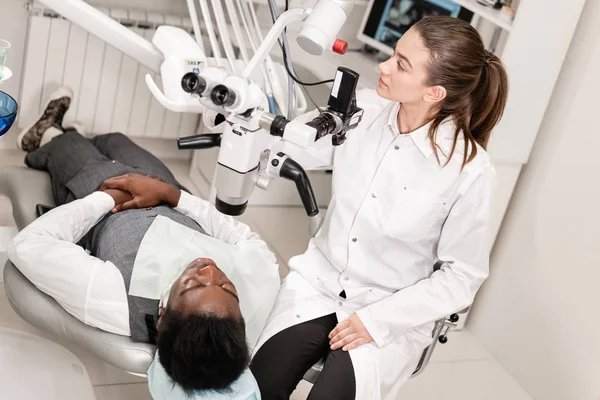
[250,313,356,400]
[24,130,185,206]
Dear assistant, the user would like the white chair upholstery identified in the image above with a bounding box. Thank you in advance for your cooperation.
[0,166,155,374]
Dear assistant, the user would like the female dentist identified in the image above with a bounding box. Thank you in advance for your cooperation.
[249,16,509,400]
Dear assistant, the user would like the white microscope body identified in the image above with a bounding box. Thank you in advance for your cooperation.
[146,0,361,216]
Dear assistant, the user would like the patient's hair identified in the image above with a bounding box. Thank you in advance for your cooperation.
[157,309,250,394]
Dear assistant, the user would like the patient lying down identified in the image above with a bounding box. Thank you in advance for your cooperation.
[8,88,280,398]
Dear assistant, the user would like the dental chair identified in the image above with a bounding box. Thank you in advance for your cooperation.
[302,261,470,384]
[0,166,155,375]
[0,165,467,381]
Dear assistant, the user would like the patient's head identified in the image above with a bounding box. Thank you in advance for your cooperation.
[156,258,249,393]
[167,258,242,318]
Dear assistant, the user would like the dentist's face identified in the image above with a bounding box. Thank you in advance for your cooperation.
[167,258,241,319]
[376,27,431,105]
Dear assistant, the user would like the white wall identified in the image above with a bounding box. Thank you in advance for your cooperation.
[468,1,600,399]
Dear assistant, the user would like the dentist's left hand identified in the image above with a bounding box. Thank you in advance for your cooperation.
[328,314,374,351]
[100,174,181,213]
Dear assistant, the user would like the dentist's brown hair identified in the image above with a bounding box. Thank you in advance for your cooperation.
[413,16,508,167]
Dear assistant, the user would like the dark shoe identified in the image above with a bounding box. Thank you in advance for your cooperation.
[18,86,73,151]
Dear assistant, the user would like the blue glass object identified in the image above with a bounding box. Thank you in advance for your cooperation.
[0,90,18,137]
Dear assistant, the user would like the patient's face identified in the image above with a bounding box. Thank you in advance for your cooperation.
[166,258,241,319]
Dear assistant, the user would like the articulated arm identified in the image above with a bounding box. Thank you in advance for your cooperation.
[38,0,163,73]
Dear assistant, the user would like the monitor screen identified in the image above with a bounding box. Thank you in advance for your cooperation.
[357,0,474,55]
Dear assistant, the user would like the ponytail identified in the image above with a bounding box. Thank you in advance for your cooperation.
[413,17,509,169]
[470,51,509,150]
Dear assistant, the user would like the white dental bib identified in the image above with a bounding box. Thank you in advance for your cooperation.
[129,215,280,349]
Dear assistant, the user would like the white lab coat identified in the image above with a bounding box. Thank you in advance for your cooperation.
[253,90,496,399]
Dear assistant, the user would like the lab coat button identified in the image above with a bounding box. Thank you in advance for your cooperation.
[394,145,400,150]
[371,193,377,198]
[344,276,349,281]
[352,238,357,242]
[111,160,116,163]
[338,301,343,306]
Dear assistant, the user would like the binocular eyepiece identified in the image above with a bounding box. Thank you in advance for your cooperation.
[181,73,236,108]
[181,72,207,95]
[211,85,236,107]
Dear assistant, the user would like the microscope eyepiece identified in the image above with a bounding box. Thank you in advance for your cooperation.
[181,72,207,95]
[211,85,237,107]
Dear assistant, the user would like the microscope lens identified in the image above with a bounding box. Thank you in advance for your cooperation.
[181,73,207,95]
[211,85,236,107]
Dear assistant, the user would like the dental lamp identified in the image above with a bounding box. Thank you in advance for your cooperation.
[36,0,361,217]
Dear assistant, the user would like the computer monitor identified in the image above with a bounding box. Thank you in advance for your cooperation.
[357,0,474,56]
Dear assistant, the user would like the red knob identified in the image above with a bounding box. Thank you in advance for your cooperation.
[332,39,348,55]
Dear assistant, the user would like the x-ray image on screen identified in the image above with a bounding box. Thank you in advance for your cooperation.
[375,0,462,48]
[358,0,471,54]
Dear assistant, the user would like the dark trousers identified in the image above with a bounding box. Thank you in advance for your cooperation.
[25,130,184,206]
[250,313,357,400]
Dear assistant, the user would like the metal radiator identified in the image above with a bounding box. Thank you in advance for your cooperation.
[19,3,199,139]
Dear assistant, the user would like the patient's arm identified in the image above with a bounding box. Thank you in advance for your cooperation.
[102,174,278,268]
[7,191,131,336]
[100,174,178,212]
[102,174,272,246]
[175,191,260,245]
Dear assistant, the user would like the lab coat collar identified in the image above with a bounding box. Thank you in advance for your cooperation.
[373,101,464,160]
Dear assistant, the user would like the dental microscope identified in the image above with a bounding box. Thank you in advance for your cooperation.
[178,65,362,216]
[174,1,364,217]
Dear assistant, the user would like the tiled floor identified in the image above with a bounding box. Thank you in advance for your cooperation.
[0,148,532,400]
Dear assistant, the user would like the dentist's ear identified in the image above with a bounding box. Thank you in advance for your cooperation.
[424,85,446,104]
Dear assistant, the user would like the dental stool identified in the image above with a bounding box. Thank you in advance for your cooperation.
[0,166,155,375]
[302,261,470,384]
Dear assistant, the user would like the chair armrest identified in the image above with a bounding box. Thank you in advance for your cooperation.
[0,166,55,229]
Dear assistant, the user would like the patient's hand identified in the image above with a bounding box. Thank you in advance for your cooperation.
[100,174,181,213]
[103,188,133,209]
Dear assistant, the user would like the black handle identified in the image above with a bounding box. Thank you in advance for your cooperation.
[177,134,222,150]
[279,158,319,217]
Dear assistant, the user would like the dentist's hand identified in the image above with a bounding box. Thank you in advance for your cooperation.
[329,314,374,351]
[100,174,181,212]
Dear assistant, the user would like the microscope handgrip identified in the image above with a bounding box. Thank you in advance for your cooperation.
[177,134,222,150]
[279,158,319,217]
